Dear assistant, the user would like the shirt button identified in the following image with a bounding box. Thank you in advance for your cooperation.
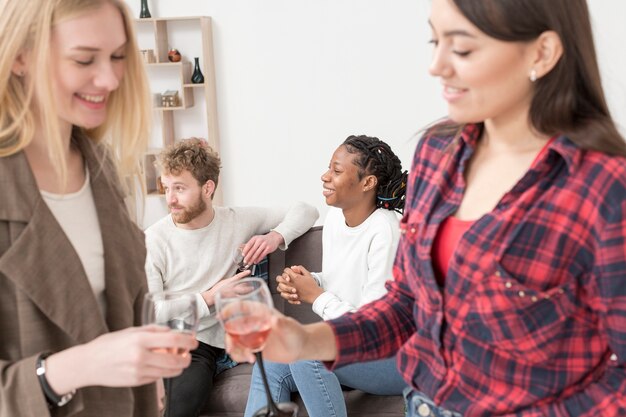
[531,296,538,302]
[417,403,431,417]
[495,270,502,277]
[505,281,512,288]
[518,291,526,298]
[610,353,618,362]
[410,228,416,233]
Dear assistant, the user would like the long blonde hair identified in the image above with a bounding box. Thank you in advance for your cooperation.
[0,0,151,191]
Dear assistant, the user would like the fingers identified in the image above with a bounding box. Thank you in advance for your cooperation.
[277,273,291,284]
[283,268,300,281]
[225,334,256,363]
[231,269,251,280]
[243,236,268,265]
[280,291,299,302]
[140,330,198,353]
[297,265,310,275]
[277,282,296,294]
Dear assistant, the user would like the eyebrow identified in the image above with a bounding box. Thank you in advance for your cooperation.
[428,21,477,38]
[70,42,128,52]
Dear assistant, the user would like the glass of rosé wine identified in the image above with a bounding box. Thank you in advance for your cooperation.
[215,278,298,417]
[142,291,200,415]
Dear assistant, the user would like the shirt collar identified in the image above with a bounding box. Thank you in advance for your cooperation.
[457,123,582,174]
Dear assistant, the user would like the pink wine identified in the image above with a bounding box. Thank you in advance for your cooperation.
[224,316,271,351]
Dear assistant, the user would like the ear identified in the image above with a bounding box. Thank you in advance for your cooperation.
[203,180,216,200]
[528,30,563,80]
[11,51,29,78]
[362,175,378,192]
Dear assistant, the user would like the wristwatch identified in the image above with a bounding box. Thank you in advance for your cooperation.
[36,352,76,408]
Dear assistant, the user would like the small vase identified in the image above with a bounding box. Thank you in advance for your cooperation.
[139,0,151,18]
[191,57,204,84]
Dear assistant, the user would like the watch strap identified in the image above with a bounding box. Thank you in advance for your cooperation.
[36,352,76,408]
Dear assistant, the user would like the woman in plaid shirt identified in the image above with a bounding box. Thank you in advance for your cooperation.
[228,0,626,416]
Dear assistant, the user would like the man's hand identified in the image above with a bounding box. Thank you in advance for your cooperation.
[201,270,251,307]
[242,231,284,265]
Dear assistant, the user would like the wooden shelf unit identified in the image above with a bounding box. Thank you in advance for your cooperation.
[135,16,222,203]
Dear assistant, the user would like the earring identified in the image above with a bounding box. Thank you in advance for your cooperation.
[529,69,537,83]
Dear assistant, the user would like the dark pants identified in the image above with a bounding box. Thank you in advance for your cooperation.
[165,341,224,417]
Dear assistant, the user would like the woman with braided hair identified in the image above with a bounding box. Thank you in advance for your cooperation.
[244,135,408,417]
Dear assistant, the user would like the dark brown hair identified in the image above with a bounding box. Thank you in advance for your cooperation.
[157,138,221,189]
[433,0,626,157]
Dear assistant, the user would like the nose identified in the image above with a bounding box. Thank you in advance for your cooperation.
[93,62,121,91]
[428,44,451,79]
[166,190,176,205]
[321,170,330,182]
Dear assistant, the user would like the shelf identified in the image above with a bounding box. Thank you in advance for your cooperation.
[145,62,184,67]
[136,16,205,23]
[155,105,193,111]
[137,15,221,204]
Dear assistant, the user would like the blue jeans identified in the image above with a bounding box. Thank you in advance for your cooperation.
[245,358,406,417]
[404,389,463,417]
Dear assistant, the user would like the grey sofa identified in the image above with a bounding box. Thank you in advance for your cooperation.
[200,226,405,417]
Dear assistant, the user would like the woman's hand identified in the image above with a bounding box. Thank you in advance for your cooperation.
[226,311,307,364]
[226,314,338,365]
[279,265,324,304]
[276,270,301,304]
[45,325,198,395]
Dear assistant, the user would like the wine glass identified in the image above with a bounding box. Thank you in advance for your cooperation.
[233,245,258,275]
[142,291,200,415]
[215,278,298,417]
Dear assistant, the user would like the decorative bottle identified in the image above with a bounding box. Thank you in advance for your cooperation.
[191,57,205,84]
[139,0,151,18]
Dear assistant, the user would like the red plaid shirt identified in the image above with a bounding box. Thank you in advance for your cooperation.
[328,124,626,416]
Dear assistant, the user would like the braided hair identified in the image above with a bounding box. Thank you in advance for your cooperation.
[343,135,408,214]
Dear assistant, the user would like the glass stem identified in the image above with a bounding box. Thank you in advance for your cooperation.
[164,377,171,417]
[255,351,280,415]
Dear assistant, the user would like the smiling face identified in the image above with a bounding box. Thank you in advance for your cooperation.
[428,0,536,126]
[48,2,127,131]
[321,145,368,210]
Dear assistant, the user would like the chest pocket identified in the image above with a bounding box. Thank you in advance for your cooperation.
[461,265,577,368]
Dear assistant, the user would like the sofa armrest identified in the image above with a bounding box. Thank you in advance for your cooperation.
[268,226,323,324]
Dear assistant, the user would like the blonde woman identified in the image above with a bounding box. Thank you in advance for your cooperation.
[0,1,196,416]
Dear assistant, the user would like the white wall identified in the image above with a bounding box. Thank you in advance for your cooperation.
[125,0,626,229]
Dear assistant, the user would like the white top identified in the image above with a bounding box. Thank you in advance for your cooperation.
[41,170,106,315]
[145,202,318,347]
[311,207,400,320]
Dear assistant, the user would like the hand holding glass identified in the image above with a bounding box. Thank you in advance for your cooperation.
[142,292,199,356]
[215,278,297,417]
[233,245,257,275]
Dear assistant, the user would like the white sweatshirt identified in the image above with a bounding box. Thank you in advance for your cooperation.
[311,207,400,320]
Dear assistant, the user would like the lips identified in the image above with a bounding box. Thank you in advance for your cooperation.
[75,92,107,109]
[322,187,334,197]
[442,84,467,102]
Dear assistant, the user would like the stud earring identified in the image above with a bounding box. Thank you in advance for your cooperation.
[529,69,537,83]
